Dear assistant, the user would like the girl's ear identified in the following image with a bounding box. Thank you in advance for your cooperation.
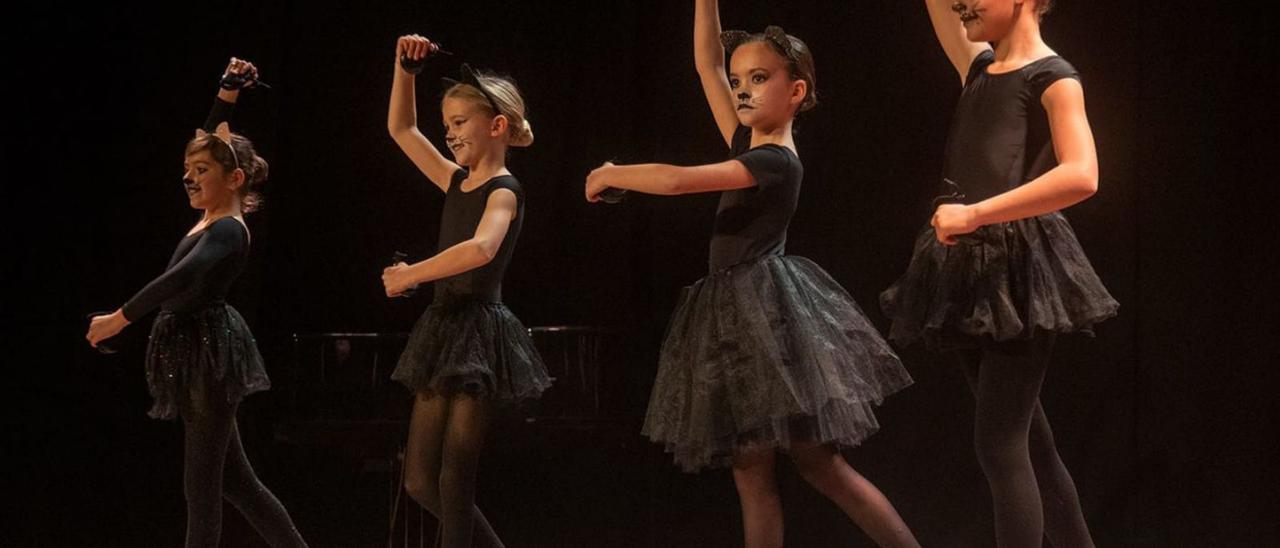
[491,114,510,139]
[227,166,246,190]
[790,79,808,109]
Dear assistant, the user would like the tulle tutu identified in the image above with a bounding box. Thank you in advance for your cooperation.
[880,212,1119,349]
[642,255,913,472]
[391,296,551,402]
[144,303,271,420]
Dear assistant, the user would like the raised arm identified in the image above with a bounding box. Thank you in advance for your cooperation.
[925,0,991,85]
[695,0,740,148]
[382,189,517,296]
[932,79,1098,243]
[387,34,460,192]
[202,57,261,131]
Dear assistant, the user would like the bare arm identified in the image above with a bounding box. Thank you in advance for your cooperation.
[387,35,460,192]
[925,0,991,85]
[933,79,1098,242]
[382,189,517,296]
[695,0,739,148]
[585,160,756,201]
[972,79,1098,221]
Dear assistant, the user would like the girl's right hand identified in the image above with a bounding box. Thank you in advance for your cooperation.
[397,35,440,63]
[585,161,617,203]
[86,310,130,348]
[382,262,418,298]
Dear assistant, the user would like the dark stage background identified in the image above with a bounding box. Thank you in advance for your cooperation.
[9,1,1278,546]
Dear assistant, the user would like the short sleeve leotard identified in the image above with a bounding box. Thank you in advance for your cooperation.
[881,50,1120,348]
[641,126,913,472]
[391,169,552,402]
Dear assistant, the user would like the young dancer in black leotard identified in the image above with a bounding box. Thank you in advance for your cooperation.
[881,2,1119,546]
[86,58,307,548]
[384,35,551,548]
[585,2,918,546]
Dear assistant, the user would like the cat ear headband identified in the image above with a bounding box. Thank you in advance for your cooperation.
[720,25,798,62]
[441,63,503,115]
[193,122,240,170]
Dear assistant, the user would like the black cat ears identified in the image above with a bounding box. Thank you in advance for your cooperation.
[720,25,798,62]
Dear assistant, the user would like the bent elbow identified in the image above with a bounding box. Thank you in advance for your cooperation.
[473,240,499,264]
[1077,166,1099,198]
[387,125,410,140]
[1080,179,1098,198]
[695,62,724,78]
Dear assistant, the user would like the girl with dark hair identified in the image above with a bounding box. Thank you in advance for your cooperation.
[585,2,918,546]
[86,58,307,548]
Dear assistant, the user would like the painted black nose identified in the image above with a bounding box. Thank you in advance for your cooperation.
[737,92,750,101]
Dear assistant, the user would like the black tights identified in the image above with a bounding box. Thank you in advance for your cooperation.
[955,335,1094,548]
[181,387,307,548]
[402,392,503,548]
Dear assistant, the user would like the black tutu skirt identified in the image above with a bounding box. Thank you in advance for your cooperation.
[642,255,914,472]
[391,296,551,402]
[144,303,271,420]
[880,212,1119,349]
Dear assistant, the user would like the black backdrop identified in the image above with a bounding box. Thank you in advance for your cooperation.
[9,1,1278,546]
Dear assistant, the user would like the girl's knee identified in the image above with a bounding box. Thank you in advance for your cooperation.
[221,477,266,505]
[789,443,840,481]
[974,434,1029,472]
[732,448,775,473]
[403,473,440,512]
[732,453,778,497]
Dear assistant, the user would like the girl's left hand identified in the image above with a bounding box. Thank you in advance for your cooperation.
[382,262,417,297]
[224,57,259,81]
[86,310,129,348]
[931,203,981,245]
[584,162,616,203]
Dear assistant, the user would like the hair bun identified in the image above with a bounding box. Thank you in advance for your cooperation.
[510,118,535,148]
[242,154,268,213]
[247,154,270,187]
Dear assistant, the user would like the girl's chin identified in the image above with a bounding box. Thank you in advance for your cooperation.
[964,22,991,42]
[736,110,783,128]
[187,196,224,210]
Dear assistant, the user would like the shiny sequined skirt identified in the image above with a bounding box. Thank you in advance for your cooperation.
[391,296,551,403]
[144,303,271,420]
[642,255,914,472]
[880,212,1119,349]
